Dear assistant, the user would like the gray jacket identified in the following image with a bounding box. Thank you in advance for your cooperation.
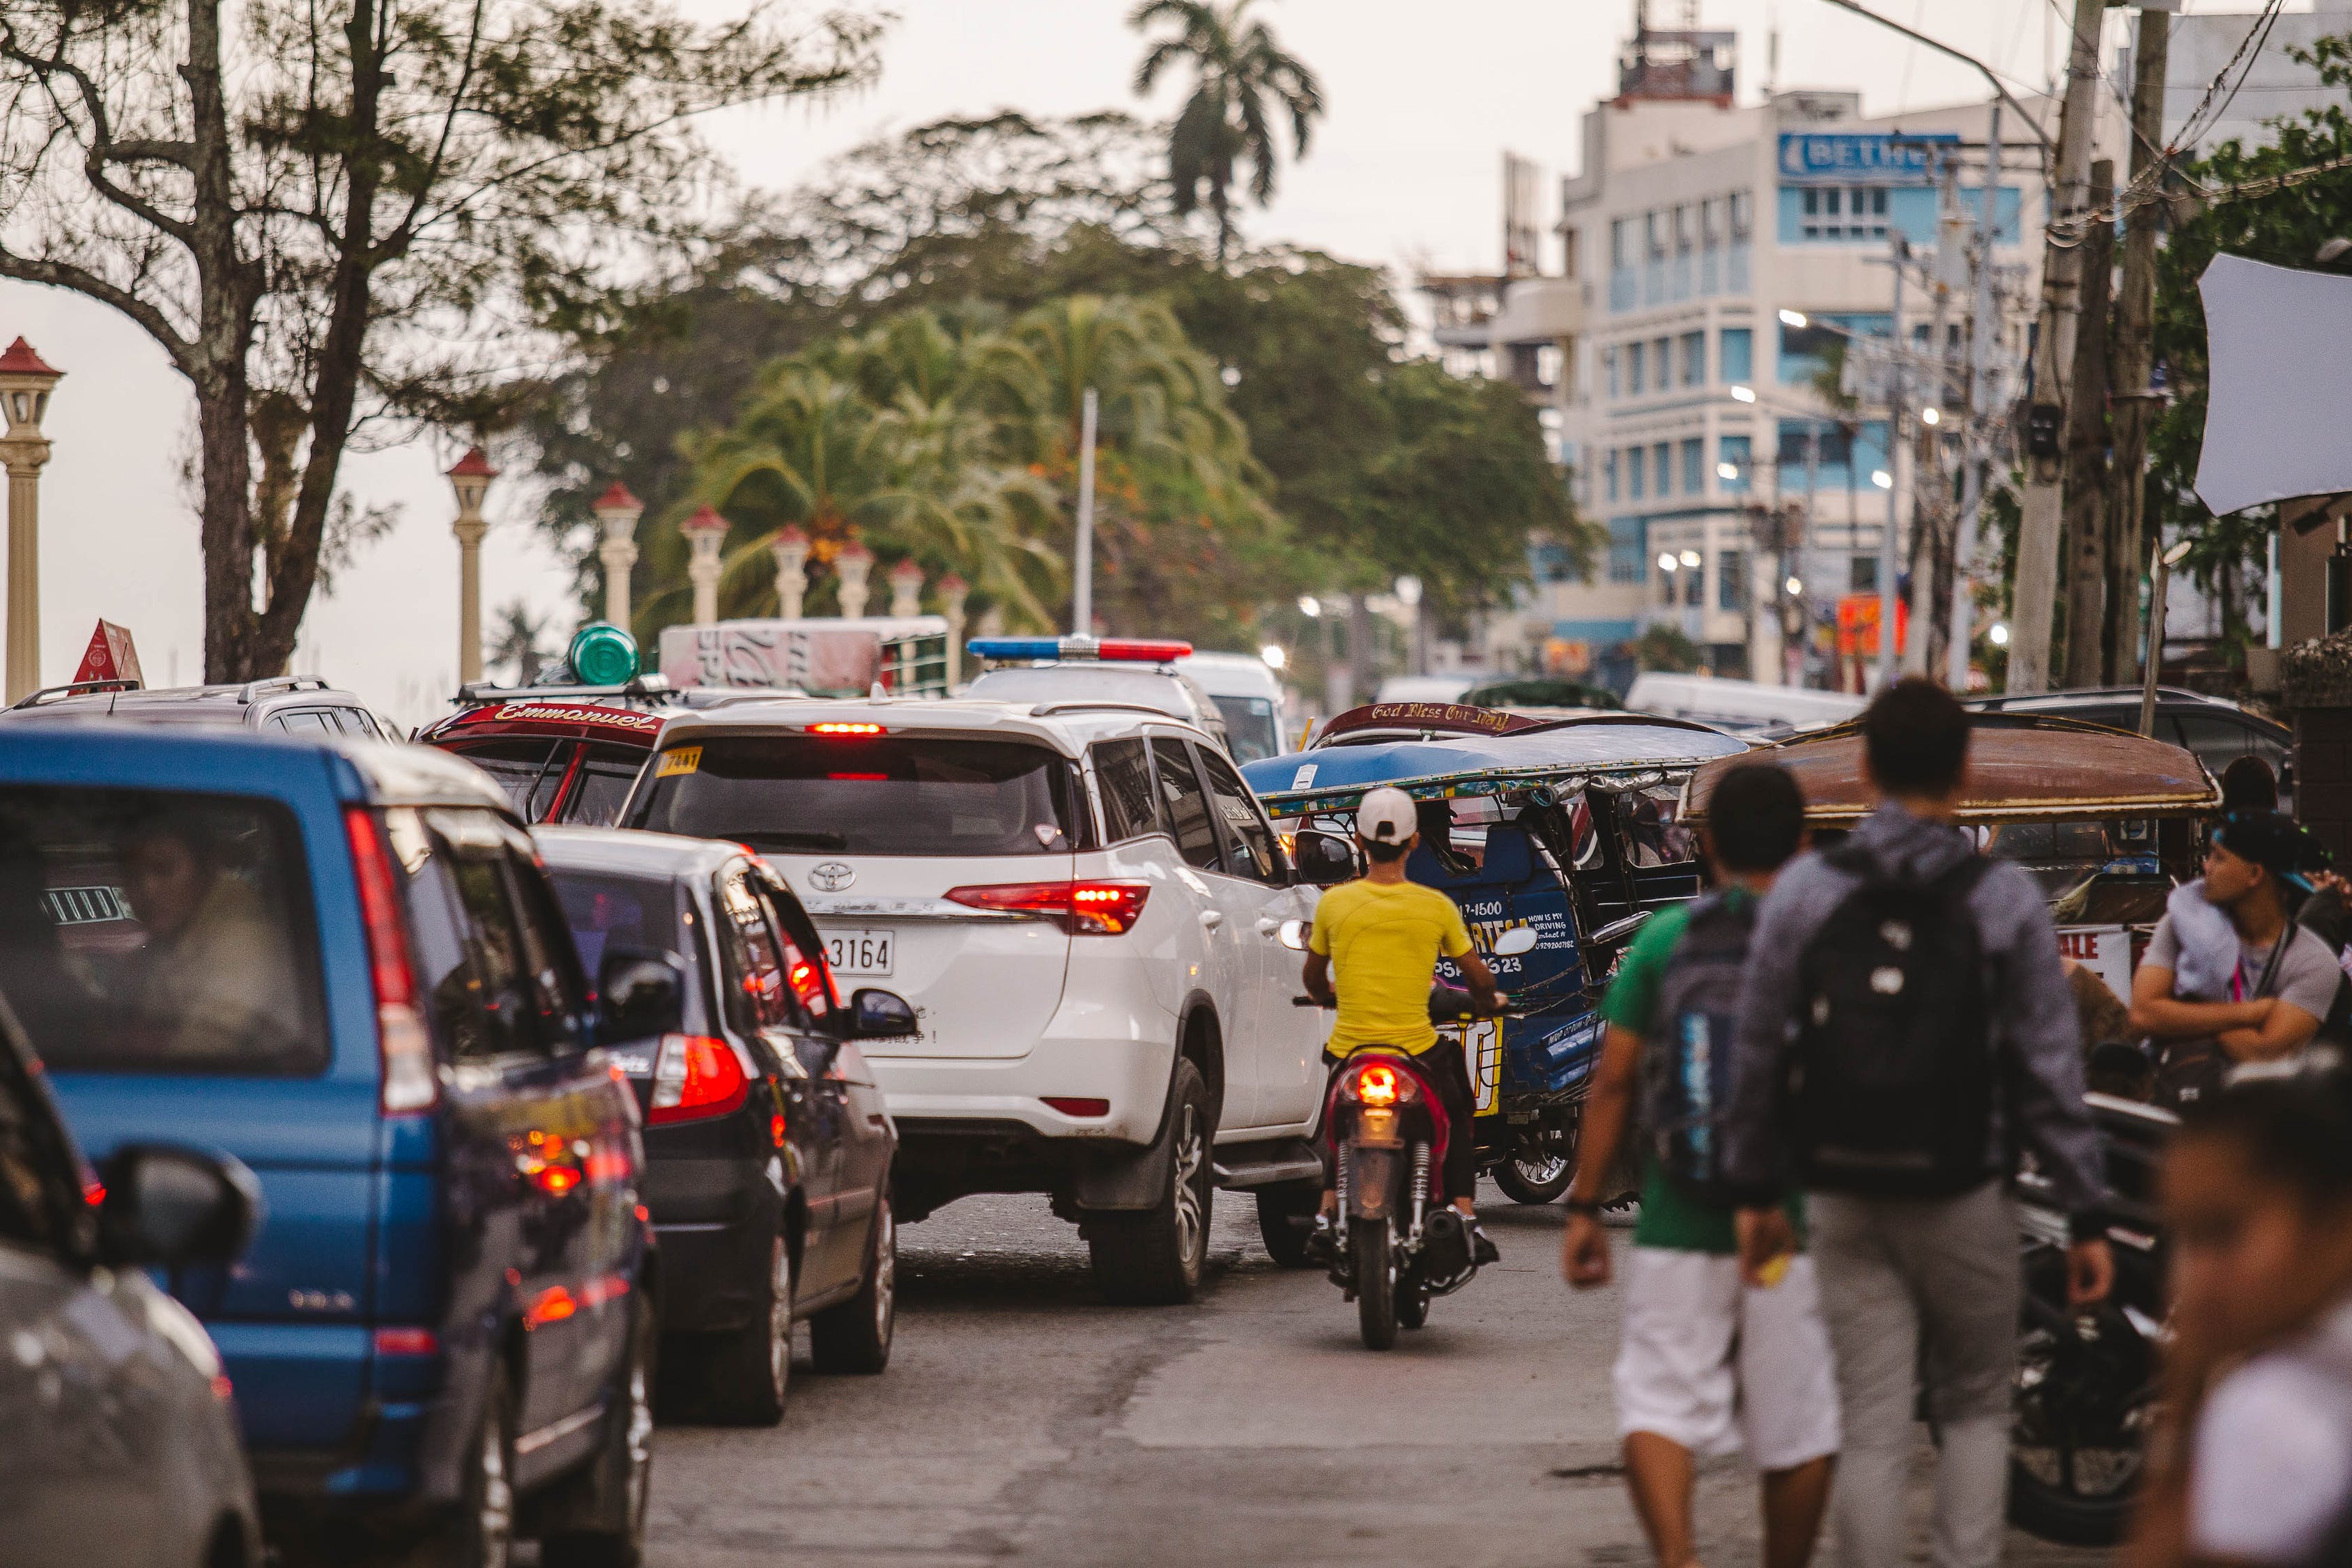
[1722,801,2109,1222]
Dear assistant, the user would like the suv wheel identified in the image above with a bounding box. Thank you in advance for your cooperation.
[697,1233,792,1424]
[1089,1057,1215,1305]
[539,1292,656,1568]
[1255,1178,1322,1269]
[810,1193,896,1374]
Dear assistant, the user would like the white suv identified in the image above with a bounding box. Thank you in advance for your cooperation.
[619,698,1330,1302]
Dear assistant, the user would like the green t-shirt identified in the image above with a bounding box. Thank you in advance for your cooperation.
[1597,891,1802,1255]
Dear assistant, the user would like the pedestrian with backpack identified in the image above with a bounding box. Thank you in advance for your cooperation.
[1723,678,2112,1568]
[1563,761,1838,1568]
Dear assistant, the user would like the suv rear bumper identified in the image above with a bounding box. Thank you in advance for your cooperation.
[868,1022,1174,1144]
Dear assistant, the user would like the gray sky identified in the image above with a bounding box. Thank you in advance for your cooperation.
[0,0,2270,726]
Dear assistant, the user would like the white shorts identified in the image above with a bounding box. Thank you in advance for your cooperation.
[1612,1245,1842,1471]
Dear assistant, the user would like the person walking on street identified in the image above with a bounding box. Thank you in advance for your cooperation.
[1723,678,2113,1568]
[1563,760,1838,1568]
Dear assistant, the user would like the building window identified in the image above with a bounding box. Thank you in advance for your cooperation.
[1604,346,1620,399]
[1680,331,1705,387]
[1719,433,1753,493]
[1799,185,1889,241]
[1780,313,1890,387]
[1654,337,1672,383]
[1627,446,1645,500]
[1611,219,1636,312]
[1680,438,1704,495]
[1729,190,1753,240]
[1718,547,1746,610]
[1720,327,1753,385]
[1645,210,1666,261]
[1653,443,1673,498]
[1537,344,1563,389]
[1604,448,1620,502]
[1627,340,1645,395]
[1608,518,1645,583]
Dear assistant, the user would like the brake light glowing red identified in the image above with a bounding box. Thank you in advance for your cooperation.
[373,1328,440,1358]
[1042,1096,1111,1117]
[345,808,437,1116]
[1355,1062,1400,1107]
[944,880,1151,935]
[1095,639,1194,661]
[811,722,884,735]
[647,1033,749,1124]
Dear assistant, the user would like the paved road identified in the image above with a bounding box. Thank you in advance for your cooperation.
[643,1184,2107,1568]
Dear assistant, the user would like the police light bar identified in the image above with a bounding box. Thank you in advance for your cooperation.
[967,636,1194,663]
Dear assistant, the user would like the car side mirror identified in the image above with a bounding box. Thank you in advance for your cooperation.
[1291,829,1357,886]
[1492,925,1538,957]
[597,948,686,1043]
[848,987,918,1039]
[97,1144,261,1270]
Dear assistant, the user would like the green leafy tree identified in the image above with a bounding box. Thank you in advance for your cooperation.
[1629,624,1705,675]
[0,0,878,679]
[1128,0,1324,262]
[487,600,551,686]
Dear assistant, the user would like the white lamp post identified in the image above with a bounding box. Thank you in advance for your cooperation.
[937,571,969,687]
[770,525,810,620]
[446,447,498,686]
[591,482,642,630]
[836,541,873,619]
[888,557,925,618]
[0,339,61,702]
[679,505,730,627]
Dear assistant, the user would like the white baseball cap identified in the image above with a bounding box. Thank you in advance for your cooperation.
[1355,786,1419,845]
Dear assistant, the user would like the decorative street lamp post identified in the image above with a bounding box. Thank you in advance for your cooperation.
[888,557,925,618]
[591,482,643,630]
[679,505,730,627]
[835,542,873,619]
[446,447,498,687]
[937,572,969,687]
[0,339,62,703]
[770,525,810,619]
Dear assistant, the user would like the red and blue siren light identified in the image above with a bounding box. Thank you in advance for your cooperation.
[967,635,1193,663]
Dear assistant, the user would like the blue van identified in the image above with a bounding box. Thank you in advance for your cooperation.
[0,724,666,1567]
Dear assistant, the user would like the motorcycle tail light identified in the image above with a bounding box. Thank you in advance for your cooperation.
[945,880,1151,935]
[647,1034,750,1124]
[1344,1059,1419,1106]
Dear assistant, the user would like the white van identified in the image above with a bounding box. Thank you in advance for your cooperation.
[1176,652,1291,762]
[1624,673,1863,735]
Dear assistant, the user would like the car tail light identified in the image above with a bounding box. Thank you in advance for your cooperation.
[647,1033,748,1124]
[810,721,885,735]
[374,1328,440,1358]
[345,808,437,1116]
[1042,1097,1110,1118]
[944,880,1151,935]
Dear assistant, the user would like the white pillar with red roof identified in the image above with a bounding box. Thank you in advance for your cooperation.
[446,447,498,686]
[591,482,643,630]
[680,505,730,627]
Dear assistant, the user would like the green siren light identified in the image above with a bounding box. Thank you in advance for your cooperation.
[568,622,640,686]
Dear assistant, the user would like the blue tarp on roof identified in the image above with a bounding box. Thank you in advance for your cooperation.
[1238,718,1748,817]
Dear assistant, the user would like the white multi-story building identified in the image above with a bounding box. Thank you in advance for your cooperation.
[1447,24,2109,690]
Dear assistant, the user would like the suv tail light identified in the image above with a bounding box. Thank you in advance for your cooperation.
[647,1034,749,1124]
[944,880,1151,935]
[345,808,437,1116]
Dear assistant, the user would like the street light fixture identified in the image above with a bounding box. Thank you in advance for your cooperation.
[1298,594,1321,618]
[1730,384,1758,403]
[1778,309,1809,329]
[1658,552,1680,573]
[1393,575,1422,608]
[1260,645,1287,670]
[1679,549,1702,569]
[1989,623,2010,647]
[1718,461,1742,482]
[1785,576,1804,597]
[1871,470,1894,490]
[1920,406,1942,426]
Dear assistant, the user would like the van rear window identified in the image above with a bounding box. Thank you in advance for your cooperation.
[627,735,1083,856]
[0,786,328,1075]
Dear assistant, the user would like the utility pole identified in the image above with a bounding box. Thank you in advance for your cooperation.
[1908,154,1960,679]
[1879,238,1907,693]
[2061,159,2118,688]
[1072,387,1098,636]
[2107,7,2171,686]
[2007,0,2109,693]
[1949,100,2004,691]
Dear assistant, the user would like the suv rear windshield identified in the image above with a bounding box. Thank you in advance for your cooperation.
[1208,694,1280,762]
[0,785,328,1074]
[628,735,1083,856]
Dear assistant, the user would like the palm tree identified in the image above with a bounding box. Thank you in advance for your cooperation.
[488,601,551,686]
[1130,0,1325,263]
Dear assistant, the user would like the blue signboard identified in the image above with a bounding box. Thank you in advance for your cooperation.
[1777,132,1959,185]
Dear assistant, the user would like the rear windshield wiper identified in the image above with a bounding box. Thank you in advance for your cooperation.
[737,830,849,851]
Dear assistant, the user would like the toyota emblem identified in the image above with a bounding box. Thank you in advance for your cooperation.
[809,861,856,891]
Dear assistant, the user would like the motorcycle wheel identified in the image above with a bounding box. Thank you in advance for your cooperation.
[2006,1306,2153,1546]
[1353,1217,1399,1351]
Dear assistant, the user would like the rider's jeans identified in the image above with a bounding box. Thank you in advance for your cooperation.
[1807,1181,2021,1568]
[1323,1043,1478,1204]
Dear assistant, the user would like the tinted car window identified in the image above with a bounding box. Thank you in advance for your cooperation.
[387,810,498,1063]
[453,738,572,821]
[1208,694,1281,763]
[558,744,648,827]
[2173,712,2257,776]
[715,870,809,1033]
[0,785,327,1075]
[1151,739,1221,871]
[1198,748,1279,882]
[1092,738,1162,843]
[631,735,1079,857]
[550,868,681,978]
[271,709,335,734]
[504,848,594,1052]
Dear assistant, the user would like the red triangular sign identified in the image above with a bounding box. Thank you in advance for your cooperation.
[72,620,145,686]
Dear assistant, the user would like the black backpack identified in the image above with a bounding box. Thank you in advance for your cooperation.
[1643,890,1757,1208]
[1786,844,1998,1197]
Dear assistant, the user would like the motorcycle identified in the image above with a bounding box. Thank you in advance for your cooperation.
[1295,925,1538,1351]
[2008,1089,2174,1546]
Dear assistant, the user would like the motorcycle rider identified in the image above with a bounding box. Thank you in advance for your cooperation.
[1301,785,1505,1265]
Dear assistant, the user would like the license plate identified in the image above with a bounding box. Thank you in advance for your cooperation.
[824,928,894,977]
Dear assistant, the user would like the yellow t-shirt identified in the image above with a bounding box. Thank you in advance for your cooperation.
[1309,877,1474,1055]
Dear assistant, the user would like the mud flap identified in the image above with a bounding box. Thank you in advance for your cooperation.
[1345,1146,1399,1220]
[1073,1065,1182,1213]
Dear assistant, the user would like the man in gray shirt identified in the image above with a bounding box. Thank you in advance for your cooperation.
[2131,810,2342,1067]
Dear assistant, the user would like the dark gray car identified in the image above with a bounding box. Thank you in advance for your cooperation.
[0,998,263,1568]
[1,676,397,740]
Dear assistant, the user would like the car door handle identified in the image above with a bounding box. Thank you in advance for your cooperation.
[1199,910,1224,930]
[1255,918,1281,937]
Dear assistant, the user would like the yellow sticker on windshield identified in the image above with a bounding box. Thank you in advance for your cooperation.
[657,746,702,777]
